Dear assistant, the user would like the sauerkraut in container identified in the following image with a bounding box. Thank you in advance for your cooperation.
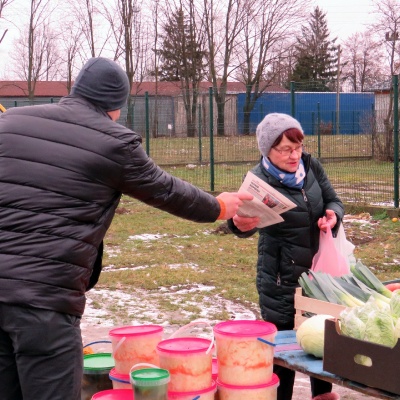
[109,325,163,374]
[157,337,213,392]
[213,320,277,386]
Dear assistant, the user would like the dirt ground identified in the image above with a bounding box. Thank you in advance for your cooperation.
[81,324,376,400]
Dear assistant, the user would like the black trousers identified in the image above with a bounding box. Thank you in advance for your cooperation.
[274,364,332,400]
[0,303,83,400]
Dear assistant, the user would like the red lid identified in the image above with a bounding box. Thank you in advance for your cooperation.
[157,337,213,354]
[217,374,279,389]
[168,380,217,397]
[109,368,130,384]
[91,389,134,399]
[109,325,163,338]
[213,320,277,337]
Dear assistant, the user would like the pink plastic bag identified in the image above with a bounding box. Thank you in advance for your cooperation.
[311,226,350,276]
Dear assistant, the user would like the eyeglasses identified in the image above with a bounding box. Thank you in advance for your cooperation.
[272,144,304,156]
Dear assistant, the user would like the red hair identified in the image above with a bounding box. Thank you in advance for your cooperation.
[271,128,304,148]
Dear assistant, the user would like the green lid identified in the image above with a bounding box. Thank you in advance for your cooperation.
[83,353,115,374]
[131,368,170,387]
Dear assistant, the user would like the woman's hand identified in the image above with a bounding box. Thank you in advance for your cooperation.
[318,209,337,232]
[232,214,260,232]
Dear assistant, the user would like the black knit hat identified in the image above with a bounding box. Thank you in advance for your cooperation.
[71,57,130,111]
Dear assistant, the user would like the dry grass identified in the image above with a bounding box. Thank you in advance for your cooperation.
[93,197,400,326]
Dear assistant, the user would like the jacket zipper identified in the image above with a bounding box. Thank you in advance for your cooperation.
[301,188,308,203]
[277,272,281,286]
[302,187,317,251]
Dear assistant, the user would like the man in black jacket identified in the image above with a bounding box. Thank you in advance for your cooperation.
[0,57,253,400]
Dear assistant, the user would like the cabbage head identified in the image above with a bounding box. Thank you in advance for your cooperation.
[390,291,400,319]
[394,318,400,339]
[296,315,333,358]
[364,310,397,348]
[340,308,365,340]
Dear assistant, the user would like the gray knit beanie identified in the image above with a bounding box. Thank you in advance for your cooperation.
[71,57,130,111]
[256,113,304,157]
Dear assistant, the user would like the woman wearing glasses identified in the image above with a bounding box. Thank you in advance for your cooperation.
[228,113,343,400]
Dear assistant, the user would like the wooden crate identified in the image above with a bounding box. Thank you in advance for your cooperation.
[294,287,346,329]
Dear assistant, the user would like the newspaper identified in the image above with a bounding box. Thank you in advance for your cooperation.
[237,171,297,228]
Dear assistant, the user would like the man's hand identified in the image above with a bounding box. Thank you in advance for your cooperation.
[232,213,260,232]
[318,209,337,232]
[216,192,253,220]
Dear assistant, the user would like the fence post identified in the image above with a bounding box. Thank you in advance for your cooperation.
[393,75,399,208]
[145,91,150,156]
[198,104,202,163]
[131,103,135,131]
[290,81,295,117]
[371,103,375,160]
[209,87,215,192]
[317,102,321,159]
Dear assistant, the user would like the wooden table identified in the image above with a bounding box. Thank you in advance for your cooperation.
[274,330,400,400]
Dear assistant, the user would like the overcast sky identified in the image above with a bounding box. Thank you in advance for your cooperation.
[0,0,376,80]
[315,0,375,40]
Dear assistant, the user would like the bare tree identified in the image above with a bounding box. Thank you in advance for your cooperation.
[341,32,384,92]
[202,0,247,136]
[234,0,308,134]
[11,0,59,99]
[266,41,298,88]
[57,20,84,92]
[151,0,160,137]
[71,0,112,58]
[0,0,15,45]
[101,0,152,129]
[369,0,400,160]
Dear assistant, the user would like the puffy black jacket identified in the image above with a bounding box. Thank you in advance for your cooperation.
[228,153,344,329]
[0,96,220,316]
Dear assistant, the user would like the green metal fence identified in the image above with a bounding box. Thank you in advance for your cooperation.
[1,80,399,208]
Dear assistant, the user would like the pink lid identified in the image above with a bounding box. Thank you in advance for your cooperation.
[212,358,218,379]
[157,337,213,354]
[109,368,130,384]
[109,325,163,338]
[217,374,279,390]
[213,320,277,337]
[168,380,217,397]
[91,389,134,399]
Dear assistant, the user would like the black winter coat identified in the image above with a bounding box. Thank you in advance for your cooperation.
[228,153,344,330]
[0,96,221,317]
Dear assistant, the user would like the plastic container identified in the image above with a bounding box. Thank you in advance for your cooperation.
[131,367,170,400]
[81,353,115,400]
[213,320,277,386]
[157,337,213,392]
[217,374,279,400]
[211,357,218,381]
[109,325,163,374]
[109,368,131,389]
[168,380,217,400]
[91,389,134,399]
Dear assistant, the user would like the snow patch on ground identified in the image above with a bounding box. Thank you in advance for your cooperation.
[81,284,258,331]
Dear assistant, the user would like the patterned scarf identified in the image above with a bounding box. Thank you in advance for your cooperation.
[262,156,306,189]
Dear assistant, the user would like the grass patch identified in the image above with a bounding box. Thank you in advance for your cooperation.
[96,197,400,325]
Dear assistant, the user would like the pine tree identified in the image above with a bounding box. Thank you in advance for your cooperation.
[290,7,338,91]
[156,8,207,83]
[155,8,208,137]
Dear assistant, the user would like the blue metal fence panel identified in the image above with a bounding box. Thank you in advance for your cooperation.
[237,92,291,134]
[237,92,375,135]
